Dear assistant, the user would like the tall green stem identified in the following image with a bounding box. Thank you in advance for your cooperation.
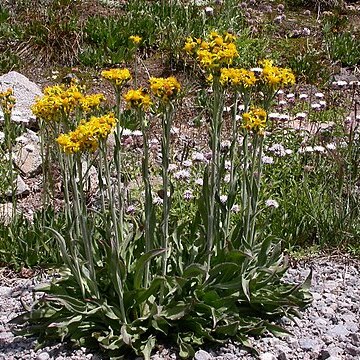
[140,109,153,288]
[161,103,173,278]
[207,75,224,272]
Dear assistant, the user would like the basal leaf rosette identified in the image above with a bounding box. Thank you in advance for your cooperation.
[101,68,132,92]
[124,88,152,110]
[242,107,267,135]
[56,113,117,154]
[149,76,181,103]
[184,31,239,74]
[0,88,16,115]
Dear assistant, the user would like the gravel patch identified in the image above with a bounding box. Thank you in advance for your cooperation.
[0,256,359,360]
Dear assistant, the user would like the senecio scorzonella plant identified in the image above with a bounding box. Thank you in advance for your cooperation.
[129,35,142,45]
[124,88,152,110]
[101,68,132,88]
[32,84,105,122]
[184,31,238,72]
[56,113,117,154]
[220,68,257,88]
[149,76,181,102]
[259,59,295,88]
[242,107,267,134]
[0,88,16,115]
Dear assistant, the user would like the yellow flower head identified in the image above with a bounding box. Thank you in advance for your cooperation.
[129,35,142,45]
[149,76,181,102]
[220,68,257,88]
[0,88,16,115]
[124,88,152,110]
[101,68,132,88]
[242,107,267,134]
[184,31,239,73]
[31,84,85,122]
[80,93,106,113]
[56,113,117,154]
[258,59,296,88]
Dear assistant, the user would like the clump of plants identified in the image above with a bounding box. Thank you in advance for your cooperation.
[11,32,312,359]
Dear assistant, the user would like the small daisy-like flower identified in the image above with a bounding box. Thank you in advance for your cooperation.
[295,112,307,120]
[221,140,231,151]
[268,112,281,121]
[224,160,231,170]
[299,93,308,100]
[231,204,240,213]
[285,149,293,155]
[304,146,314,152]
[126,205,136,215]
[182,160,193,167]
[220,195,228,204]
[326,143,336,150]
[204,6,214,16]
[192,152,207,162]
[174,169,191,180]
[224,173,231,183]
[183,189,193,200]
[314,145,325,153]
[195,178,203,186]
[268,143,286,157]
[302,27,311,36]
[265,199,279,208]
[153,196,163,205]
[311,103,321,111]
[168,163,178,172]
[315,92,324,98]
[262,155,274,164]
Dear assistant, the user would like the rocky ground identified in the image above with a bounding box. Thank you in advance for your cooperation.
[0,255,359,360]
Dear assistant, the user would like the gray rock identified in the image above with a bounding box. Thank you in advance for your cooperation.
[318,349,331,360]
[195,349,212,360]
[14,141,42,177]
[5,175,30,197]
[349,333,360,346]
[259,353,276,360]
[345,344,360,356]
[0,71,42,127]
[326,324,350,339]
[298,337,319,351]
[36,352,50,360]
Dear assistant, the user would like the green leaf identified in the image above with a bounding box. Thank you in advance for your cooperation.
[140,336,156,360]
[161,302,191,321]
[133,248,165,289]
[265,323,293,337]
[241,276,251,302]
[179,342,195,359]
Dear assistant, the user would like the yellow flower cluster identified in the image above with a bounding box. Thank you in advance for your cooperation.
[101,68,132,88]
[0,88,16,115]
[259,59,295,88]
[184,31,238,72]
[56,113,117,154]
[129,35,142,45]
[32,84,105,122]
[80,93,105,113]
[149,76,181,102]
[242,108,267,134]
[123,88,152,110]
[220,68,257,88]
